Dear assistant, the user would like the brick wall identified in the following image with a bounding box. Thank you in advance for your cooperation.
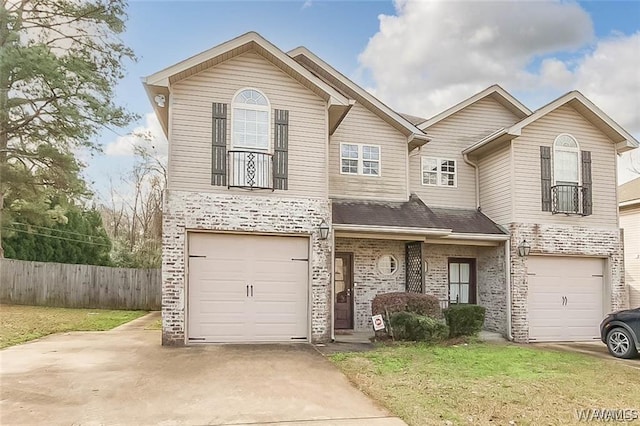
[162,190,332,345]
[334,239,508,333]
[508,223,625,342]
[424,244,506,333]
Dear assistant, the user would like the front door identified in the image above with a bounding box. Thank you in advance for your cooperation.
[334,253,353,329]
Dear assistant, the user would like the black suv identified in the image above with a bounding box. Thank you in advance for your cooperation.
[600,307,640,359]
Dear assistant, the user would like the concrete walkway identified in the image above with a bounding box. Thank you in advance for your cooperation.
[0,313,406,425]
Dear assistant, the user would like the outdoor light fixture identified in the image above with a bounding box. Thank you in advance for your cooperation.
[518,239,531,257]
[154,94,166,108]
[318,219,330,240]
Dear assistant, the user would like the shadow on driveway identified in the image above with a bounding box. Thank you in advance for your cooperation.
[1,313,405,425]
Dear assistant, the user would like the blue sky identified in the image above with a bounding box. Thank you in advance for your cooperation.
[89,0,640,200]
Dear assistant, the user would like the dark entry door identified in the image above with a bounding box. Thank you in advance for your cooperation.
[334,253,353,329]
[448,258,477,304]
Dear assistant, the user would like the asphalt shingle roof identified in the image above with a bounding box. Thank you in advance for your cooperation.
[332,195,506,235]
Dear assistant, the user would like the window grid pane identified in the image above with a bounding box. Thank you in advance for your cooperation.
[363,160,379,176]
[342,159,358,174]
[233,107,269,149]
[423,157,455,187]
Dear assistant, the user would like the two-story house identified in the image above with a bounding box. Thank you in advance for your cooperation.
[143,32,638,346]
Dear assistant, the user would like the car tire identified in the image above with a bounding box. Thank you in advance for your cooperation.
[606,328,638,359]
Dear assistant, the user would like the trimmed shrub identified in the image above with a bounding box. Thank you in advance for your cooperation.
[389,312,449,343]
[443,304,486,337]
[371,292,442,319]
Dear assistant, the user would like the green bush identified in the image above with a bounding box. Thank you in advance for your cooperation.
[389,312,449,343]
[371,292,442,319]
[443,304,486,337]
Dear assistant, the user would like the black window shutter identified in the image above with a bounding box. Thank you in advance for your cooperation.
[581,150,592,216]
[540,146,552,212]
[211,103,227,186]
[273,109,289,190]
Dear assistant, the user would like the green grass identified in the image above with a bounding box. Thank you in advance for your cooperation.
[145,318,162,330]
[0,304,147,349]
[331,343,640,425]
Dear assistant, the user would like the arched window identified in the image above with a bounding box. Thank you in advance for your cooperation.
[553,134,580,213]
[232,88,270,150]
[553,134,580,186]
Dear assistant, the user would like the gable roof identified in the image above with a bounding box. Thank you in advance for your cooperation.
[464,91,639,156]
[142,32,351,136]
[619,177,640,207]
[418,84,531,130]
[288,46,429,149]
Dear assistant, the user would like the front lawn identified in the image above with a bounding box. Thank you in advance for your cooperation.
[0,304,147,349]
[331,343,640,425]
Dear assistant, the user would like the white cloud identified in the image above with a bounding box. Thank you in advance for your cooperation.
[573,33,640,134]
[104,113,167,159]
[359,0,594,118]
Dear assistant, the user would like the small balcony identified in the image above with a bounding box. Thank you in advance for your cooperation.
[551,184,585,215]
[228,150,273,190]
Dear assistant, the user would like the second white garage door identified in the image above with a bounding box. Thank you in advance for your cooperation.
[527,256,605,342]
[187,233,309,343]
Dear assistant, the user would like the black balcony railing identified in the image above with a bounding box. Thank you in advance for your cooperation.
[228,150,273,190]
[551,184,584,215]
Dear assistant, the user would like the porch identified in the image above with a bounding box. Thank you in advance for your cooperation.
[331,196,509,337]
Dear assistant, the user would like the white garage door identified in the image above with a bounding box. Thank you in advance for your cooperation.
[527,256,605,342]
[187,233,309,343]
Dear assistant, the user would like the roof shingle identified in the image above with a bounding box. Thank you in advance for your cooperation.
[332,196,506,235]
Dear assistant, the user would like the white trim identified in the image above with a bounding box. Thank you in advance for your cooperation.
[619,199,640,208]
[377,254,399,276]
[424,239,499,247]
[466,91,639,156]
[339,143,381,177]
[462,127,521,155]
[439,233,510,241]
[288,46,430,140]
[421,156,458,188]
[332,224,452,236]
[143,32,349,106]
[418,85,531,130]
[231,87,271,151]
[553,133,581,186]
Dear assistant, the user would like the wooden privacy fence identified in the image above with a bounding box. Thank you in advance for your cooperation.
[0,259,161,310]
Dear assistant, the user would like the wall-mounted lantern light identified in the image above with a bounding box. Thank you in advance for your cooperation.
[518,239,531,257]
[318,219,330,240]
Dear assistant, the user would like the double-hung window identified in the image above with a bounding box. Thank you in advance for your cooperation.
[340,143,380,176]
[422,157,456,187]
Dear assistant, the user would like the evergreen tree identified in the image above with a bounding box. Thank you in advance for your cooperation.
[0,0,137,257]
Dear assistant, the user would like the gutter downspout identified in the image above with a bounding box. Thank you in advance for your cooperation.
[505,238,513,341]
[463,153,480,209]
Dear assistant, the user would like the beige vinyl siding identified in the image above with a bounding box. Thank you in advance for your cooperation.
[169,51,327,198]
[512,105,618,228]
[329,103,407,200]
[478,145,512,225]
[620,206,640,307]
[410,96,521,208]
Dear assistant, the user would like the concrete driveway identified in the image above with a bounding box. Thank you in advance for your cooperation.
[0,314,405,425]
